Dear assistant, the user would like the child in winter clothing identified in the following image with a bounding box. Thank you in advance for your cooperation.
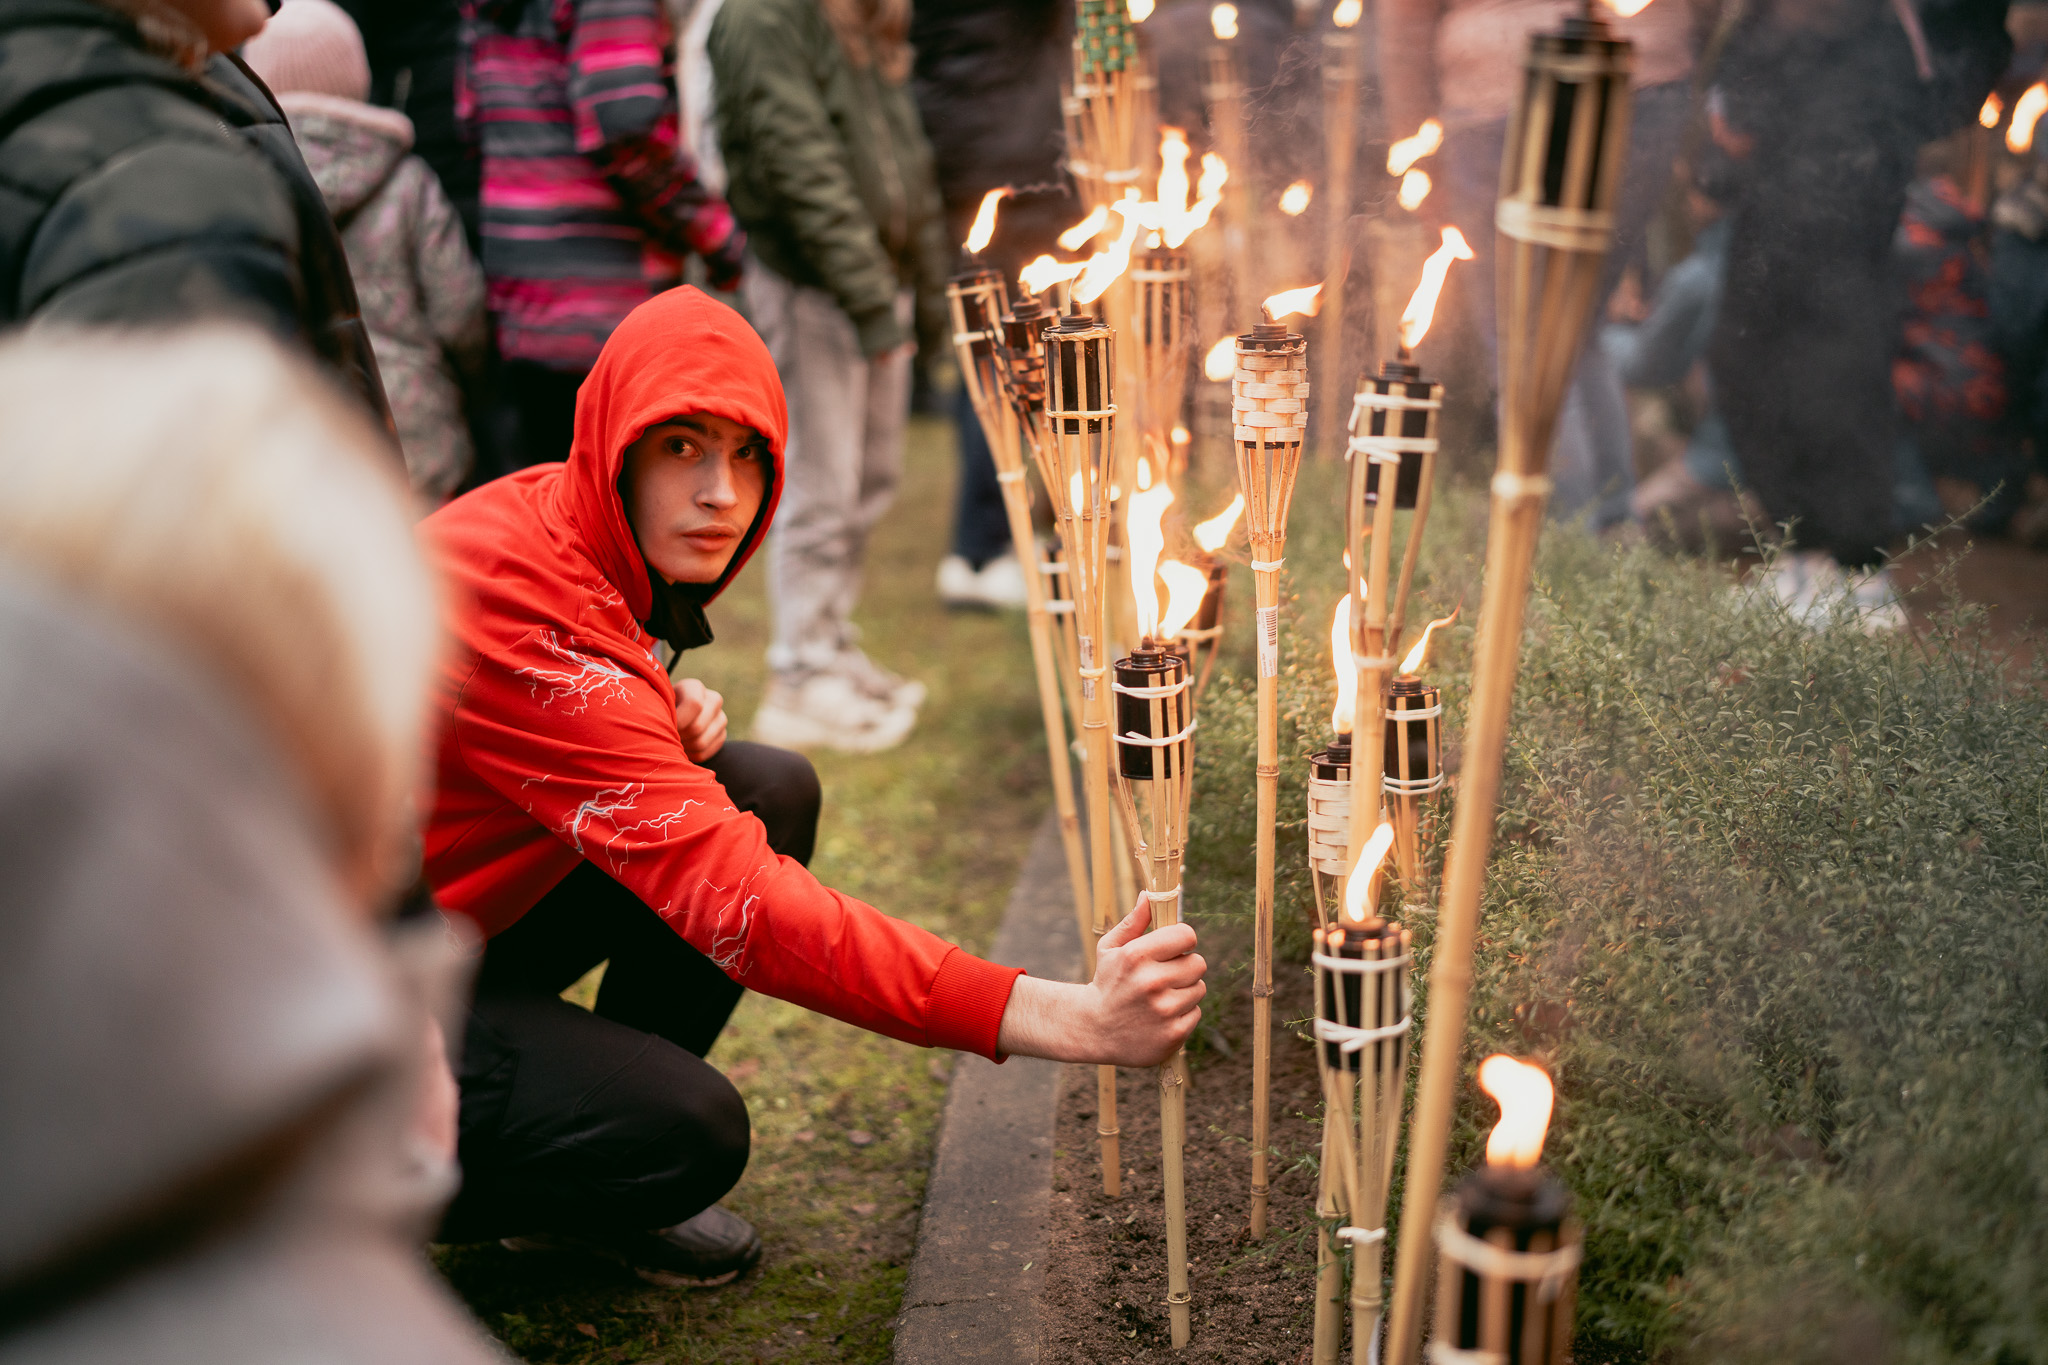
[245,0,487,503]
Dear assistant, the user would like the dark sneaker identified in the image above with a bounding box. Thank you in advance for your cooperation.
[500,1205,764,1288]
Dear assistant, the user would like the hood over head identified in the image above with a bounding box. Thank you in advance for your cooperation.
[558,286,787,652]
[276,92,415,217]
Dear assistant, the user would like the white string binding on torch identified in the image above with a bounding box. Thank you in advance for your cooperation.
[1309,950,1412,1056]
[1250,558,1285,572]
[1350,390,1441,412]
[1432,1209,1583,1299]
[1383,773,1446,795]
[1386,701,1443,720]
[1348,435,1437,459]
[1115,722,1198,747]
[1490,470,1555,501]
[996,469,1026,483]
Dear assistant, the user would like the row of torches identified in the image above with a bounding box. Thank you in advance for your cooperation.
[947,0,1635,1357]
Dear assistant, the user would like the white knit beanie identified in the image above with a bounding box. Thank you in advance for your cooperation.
[241,0,372,102]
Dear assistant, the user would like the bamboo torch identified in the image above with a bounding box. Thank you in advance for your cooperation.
[1231,287,1314,1239]
[1114,460,1199,1348]
[1041,310,1127,1198]
[1317,0,1365,460]
[1383,15,1633,1364]
[1382,609,1455,887]
[1134,246,1194,471]
[1179,491,1245,700]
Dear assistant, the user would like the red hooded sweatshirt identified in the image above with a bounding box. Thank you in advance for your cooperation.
[421,287,1022,1059]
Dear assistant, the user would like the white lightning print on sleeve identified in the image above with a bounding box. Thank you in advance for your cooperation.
[560,782,644,854]
[698,868,767,975]
[599,800,704,873]
[516,632,635,713]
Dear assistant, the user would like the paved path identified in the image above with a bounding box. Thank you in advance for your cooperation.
[895,812,1080,1364]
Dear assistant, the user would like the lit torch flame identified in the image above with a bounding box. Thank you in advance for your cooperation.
[1128,0,1155,19]
[1193,493,1245,552]
[1397,168,1432,211]
[964,188,1005,254]
[1072,192,1144,305]
[1172,424,1192,447]
[1019,254,1086,295]
[1387,119,1443,176]
[1602,0,1656,14]
[1280,180,1313,215]
[1154,130,1226,248]
[1330,593,1356,736]
[1263,283,1323,321]
[1982,92,2004,128]
[1479,1055,1554,1169]
[2010,82,2048,153]
[1340,819,1397,921]
[1399,226,1473,351]
[1126,457,1175,640]
[1058,205,1111,252]
[1159,560,1211,636]
[1397,605,1460,674]
[1211,2,1237,39]
[1333,0,1361,26]
[1203,336,1237,381]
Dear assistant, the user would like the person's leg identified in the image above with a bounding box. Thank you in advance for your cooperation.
[828,289,912,655]
[502,361,584,468]
[949,383,1011,569]
[700,739,822,867]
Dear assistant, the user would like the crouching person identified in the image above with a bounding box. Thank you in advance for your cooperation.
[423,285,1202,1284]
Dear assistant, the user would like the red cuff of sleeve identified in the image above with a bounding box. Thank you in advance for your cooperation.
[923,947,1024,1061]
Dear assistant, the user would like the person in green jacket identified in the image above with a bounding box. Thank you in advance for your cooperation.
[710,0,952,753]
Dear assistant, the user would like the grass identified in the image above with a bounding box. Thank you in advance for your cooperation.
[436,414,1053,1363]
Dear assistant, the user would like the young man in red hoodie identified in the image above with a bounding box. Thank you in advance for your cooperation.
[422,285,1203,1285]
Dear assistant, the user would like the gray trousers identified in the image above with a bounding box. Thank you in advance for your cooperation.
[743,265,913,677]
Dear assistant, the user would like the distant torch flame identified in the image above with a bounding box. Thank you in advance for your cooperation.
[1203,336,1237,382]
[1330,594,1356,736]
[1280,180,1313,215]
[1072,192,1144,304]
[1211,2,1237,39]
[1397,605,1460,674]
[1399,226,1473,351]
[1982,92,2004,128]
[1479,1056,1554,1169]
[1197,152,1229,202]
[1172,424,1192,446]
[1263,283,1323,321]
[1159,560,1211,637]
[1387,119,1443,176]
[2010,82,2048,153]
[1602,0,1656,15]
[1341,820,1397,922]
[1126,459,1175,640]
[964,188,1005,254]
[1019,253,1086,295]
[1333,0,1361,25]
[1193,493,1246,552]
[1155,130,1226,248]
[1128,0,1155,19]
[1398,169,1432,211]
[1058,205,1110,252]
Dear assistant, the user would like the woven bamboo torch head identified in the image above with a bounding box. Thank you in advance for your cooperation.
[1043,314,1118,525]
[1231,320,1308,550]
[946,269,1011,420]
[1494,14,1632,477]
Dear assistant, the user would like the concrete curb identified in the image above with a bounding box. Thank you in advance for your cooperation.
[894,812,1080,1364]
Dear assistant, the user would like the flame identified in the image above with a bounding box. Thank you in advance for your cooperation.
[1159,559,1211,636]
[965,188,1005,254]
[1602,0,1656,14]
[1397,168,1432,211]
[1387,119,1443,176]
[1478,1055,1554,1168]
[1399,226,1473,350]
[1197,152,1229,202]
[1193,492,1246,551]
[1128,0,1155,19]
[1263,283,1323,321]
[1126,459,1175,639]
[1330,594,1356,736]
[2010,82,2048,153]
[1280,180,1313,215]
[1333,0,1361,25]
[1172,424,1192,446]
[1068,471,1088,514]
[1340,820,1397,921]
[1397,605,1460,674]
[1211,2,1237,39]
[1153,129,1226,248]
[1982,91,2004,128]
[1073,192,1144,304]
[1058,205,1111,252]
[1203,336,1237,381]
[1020,254,1086,295]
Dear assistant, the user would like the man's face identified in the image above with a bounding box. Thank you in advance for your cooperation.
[621,414,770,586]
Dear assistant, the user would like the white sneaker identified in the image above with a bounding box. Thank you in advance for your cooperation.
[1743,551,1906,633]
[752,672,917,753]
[937,553,1029,612]
[1841,565,1909,634]
[834,646,927,709]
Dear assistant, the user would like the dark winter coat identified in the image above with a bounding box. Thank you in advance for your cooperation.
[0,0,394,428]
[709,0,952,355]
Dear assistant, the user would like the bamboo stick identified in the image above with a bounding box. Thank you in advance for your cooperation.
[1204,36,1257,315]
[1318,22,1364,460]
[1382,16,1633,1364]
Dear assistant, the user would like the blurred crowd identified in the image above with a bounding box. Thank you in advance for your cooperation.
[0,0,2042,1356]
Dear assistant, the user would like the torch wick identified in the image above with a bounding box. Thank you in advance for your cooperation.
[1395,344,1413,363]
[1259,304,1276,324]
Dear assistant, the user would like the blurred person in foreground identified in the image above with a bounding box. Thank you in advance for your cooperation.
[1376,0,1712,531]
[910,0,1072,612]
[711,0,952,750]
[246,0,490,505]
[0,328,491,1364]
[1706,0,2008,626]
[0,0,393,430]
[461,0,747,470]
[423,285,1204,1285]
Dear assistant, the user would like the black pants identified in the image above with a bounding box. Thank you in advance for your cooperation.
[439,741,821,1241]
[500,360,587,470]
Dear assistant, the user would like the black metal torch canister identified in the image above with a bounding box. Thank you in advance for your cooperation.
[1351,357,1440,513]
[1113,648,1191,780]
[1381,675,1443,799]
[1313,915,1407,1072]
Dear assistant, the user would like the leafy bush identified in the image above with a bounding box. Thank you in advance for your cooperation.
[1185,467,2048,1362]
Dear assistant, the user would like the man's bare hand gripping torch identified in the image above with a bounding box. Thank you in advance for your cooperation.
[994,894,1206,1068]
